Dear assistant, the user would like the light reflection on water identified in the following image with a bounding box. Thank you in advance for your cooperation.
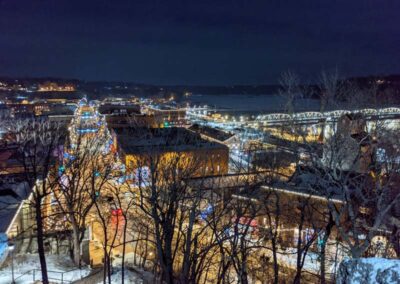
[183,94,320,115]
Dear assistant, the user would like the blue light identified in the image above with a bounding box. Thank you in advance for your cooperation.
[81,115,93,119]
[200,204,213,220]
[58,165,65,176]
[77,128,97,134]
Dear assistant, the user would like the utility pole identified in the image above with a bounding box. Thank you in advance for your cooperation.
[8,242,15,284]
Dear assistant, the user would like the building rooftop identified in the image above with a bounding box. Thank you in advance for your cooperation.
[0,178,31,233]
[0,146,23,175]
[232,180,345,205]
[113,127,228,154]
[99,104,141,115]
[188,124,235,142]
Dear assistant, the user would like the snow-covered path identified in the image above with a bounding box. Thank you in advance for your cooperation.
[95,269,144,284]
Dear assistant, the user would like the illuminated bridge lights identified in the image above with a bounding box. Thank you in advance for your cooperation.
[254,107,400,123]
[189,106,400,126]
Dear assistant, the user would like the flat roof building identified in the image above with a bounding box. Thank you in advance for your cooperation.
[112,127,229,178]
[188,124,236,144]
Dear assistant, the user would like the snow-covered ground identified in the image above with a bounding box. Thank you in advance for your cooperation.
[112,252,155,283]
[276,248,321,272]
[337,258,400,284]
[0,253,91,283]
[260,247,341,274]
[96,269,144,284]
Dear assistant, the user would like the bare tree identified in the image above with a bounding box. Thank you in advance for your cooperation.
[121,126,229,284]
[53,130,110,267]
[279,70,300,116]
[319,69,341,112]
[105,175,138,284]
[90,165,118,284]
[134,151,203,283]
[13,118,64,284]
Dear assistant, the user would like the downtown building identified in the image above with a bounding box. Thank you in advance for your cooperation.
[110,126,229,180]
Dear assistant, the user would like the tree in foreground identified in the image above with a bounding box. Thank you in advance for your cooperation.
[13,118,64,284]
[53,131,111,267]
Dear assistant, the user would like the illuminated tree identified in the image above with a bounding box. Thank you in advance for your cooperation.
[53,131,111,267]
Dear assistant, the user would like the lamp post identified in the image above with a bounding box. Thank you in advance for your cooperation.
[8,242,15,284]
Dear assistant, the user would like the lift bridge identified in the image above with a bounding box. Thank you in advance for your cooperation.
[187,106,400,129]
[250,107,400,127]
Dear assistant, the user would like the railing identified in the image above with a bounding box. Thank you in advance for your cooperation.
[187,107,400,127]
[255,107,400,122]
[12,268,88,283]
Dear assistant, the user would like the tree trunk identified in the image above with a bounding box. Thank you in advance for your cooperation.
[107,254,112,284]
[217,255,230,284]
[103,264,107,284]
[73,235,81,268]
[320,216,334,284]
[154,222,173,283]
[103,251,107,284]
[102,226,109,284]
[294,210,305,284]
[71,221,81,268]
[35,201,49,284]
[142,226,149,269]
[271,237,279,284]
[181,209,196,283]
[239,253,249,284]
[121,215,128,284]
[293,272,302,284]
[133,237,139,266]
[320,243,327,284]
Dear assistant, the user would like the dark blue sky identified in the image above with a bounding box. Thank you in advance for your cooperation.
[0,0,399,85]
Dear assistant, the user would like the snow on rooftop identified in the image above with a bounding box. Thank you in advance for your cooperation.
[115,127,227,154]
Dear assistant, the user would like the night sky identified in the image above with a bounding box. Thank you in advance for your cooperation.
[0,0,399,85]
